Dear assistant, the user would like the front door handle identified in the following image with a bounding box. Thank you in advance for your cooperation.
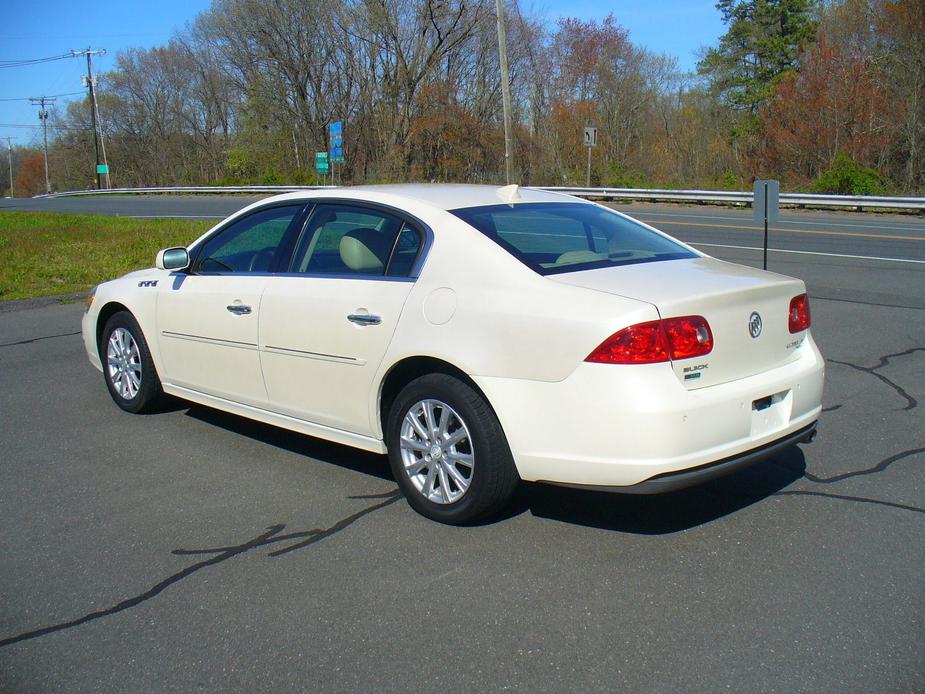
[226,304,252,315]
[348,313,382,326]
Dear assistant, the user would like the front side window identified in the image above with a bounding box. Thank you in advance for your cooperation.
[290,204,422,277]
[450,202,696,275]
[194,205,303,274]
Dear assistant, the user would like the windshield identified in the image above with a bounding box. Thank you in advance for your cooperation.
[450,202,696,275]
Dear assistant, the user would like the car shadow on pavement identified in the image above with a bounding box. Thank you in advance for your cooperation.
[183,404,394,482]
[515,447,807,534]
[180,402,806,533]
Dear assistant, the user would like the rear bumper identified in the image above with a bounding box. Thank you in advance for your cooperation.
[473,334,824,488]
[553,421,817,494]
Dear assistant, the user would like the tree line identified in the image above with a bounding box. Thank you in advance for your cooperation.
[5,0,924,196]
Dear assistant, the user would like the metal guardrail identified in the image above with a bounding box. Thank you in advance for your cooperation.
[542,186,925,210]
[37,184,925,211]
[39,185,333,197]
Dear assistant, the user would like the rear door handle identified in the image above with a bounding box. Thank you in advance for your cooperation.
[227,304,252,315]
[348,313,381,326]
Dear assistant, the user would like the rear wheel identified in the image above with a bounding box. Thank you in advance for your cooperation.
[100,311,162,413]
[386,374,518,524]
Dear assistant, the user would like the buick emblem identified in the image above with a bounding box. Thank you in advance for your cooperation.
[748,311,763,338]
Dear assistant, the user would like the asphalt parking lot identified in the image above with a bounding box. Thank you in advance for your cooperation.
[1,201,923,691]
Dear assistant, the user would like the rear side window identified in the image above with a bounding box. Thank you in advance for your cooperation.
[450,202,695,275]
[290,204,422,277]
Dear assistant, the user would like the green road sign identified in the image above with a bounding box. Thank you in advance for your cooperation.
[315,151,329,174]
[96,164,109,174]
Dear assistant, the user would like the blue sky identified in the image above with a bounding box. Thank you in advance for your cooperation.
[0,1,724,148]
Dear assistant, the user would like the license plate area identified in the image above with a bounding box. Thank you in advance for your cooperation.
[750,389,792,436]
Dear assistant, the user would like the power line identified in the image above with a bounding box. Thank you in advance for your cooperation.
[0,52,75,69]
[0,91,84,102]
[0,122,92,131]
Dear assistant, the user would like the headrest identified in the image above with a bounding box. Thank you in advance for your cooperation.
[555,250,607,265]
[339,228,390,273]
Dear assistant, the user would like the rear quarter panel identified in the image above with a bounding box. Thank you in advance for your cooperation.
[376,209,659,384]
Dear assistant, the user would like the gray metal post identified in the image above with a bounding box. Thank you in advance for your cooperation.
[763,184,769,270]
[587,146,592,187]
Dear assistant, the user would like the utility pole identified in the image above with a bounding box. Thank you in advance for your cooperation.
[30,96,56,194]
[71,48,107,189]
[4,137,13,198]
[495,0,514,185]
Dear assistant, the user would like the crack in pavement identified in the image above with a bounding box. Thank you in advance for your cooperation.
[776,490,924,515]
[0,331,81,348]
[827,347,924,411]
[0,490,402,649]
[773,347,924,514]
[802,446,925,484]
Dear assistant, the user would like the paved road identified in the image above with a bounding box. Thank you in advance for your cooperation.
[3,191,923,263]
[1,196,923,691]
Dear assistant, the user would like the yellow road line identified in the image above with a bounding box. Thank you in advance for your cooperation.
[650,219,924,242]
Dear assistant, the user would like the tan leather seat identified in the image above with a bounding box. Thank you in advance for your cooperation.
[339,228,390,273]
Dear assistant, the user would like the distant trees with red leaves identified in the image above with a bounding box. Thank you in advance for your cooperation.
[758,37,892,185]
[14,153,46,197]
[756,0,925,191]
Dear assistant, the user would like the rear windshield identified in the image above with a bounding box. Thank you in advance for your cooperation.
[450,202,696,275]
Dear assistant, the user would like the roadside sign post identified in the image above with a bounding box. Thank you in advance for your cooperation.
[329,121,344,185]
[753,179,779,270]
[584,127,597,187]
[315,152,329,185]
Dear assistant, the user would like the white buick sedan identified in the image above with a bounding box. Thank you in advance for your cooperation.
[82,184,823,523]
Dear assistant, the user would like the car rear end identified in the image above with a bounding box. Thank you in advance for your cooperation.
[475,271,823,489]
[451,199,823,491]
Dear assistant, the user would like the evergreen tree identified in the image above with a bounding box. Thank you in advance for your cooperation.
[699,0,818,113]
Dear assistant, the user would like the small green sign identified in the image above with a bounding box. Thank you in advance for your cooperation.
[96,164,109,174]
[314,151,329,174]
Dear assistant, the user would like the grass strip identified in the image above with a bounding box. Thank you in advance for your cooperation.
[0,211,213,301]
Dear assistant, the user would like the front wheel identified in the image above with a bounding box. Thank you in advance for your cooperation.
[100,311,163,413]
[386,374,519,524]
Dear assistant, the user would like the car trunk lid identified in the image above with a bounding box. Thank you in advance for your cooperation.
[549,257,808,389]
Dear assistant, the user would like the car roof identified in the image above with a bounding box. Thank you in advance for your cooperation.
[268,184,587,212]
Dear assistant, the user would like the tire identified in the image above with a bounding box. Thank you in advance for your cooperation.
[100,311,163,413]
[386,373,519,524]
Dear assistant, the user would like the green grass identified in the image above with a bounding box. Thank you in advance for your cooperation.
[0,211,213,301]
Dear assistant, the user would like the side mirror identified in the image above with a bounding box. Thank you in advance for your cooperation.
[156,247,190,271]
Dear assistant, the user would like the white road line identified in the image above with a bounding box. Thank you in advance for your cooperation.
[693,242,925,264]
[629,210,925,233]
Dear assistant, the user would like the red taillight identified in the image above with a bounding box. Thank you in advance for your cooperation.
[586,316,713,364]
[662,315,714,360]
[585,320,669,364]
[789,294,811,333]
